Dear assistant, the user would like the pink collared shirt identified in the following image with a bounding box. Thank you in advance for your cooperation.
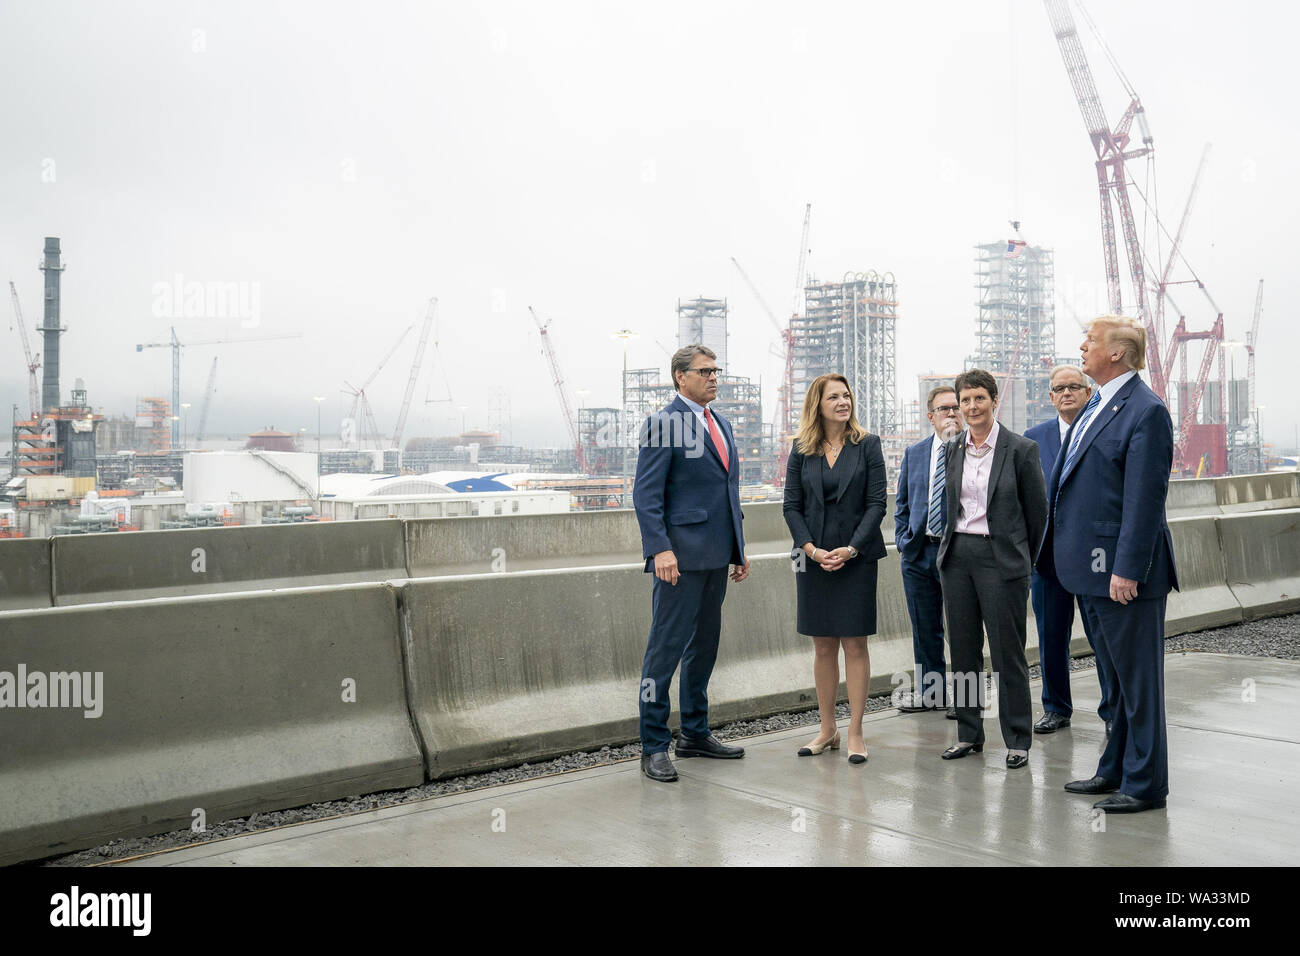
[954,421,1000,535]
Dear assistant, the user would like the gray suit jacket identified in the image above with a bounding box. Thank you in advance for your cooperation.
[936,426,1048,579]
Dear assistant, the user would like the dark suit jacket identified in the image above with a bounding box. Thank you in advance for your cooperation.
[1023,418,1063,479]
[1036,374,1179,598]
[937,425,1048,578]
[633,394,745,572]
[894,433,944,564]
[782,434,888,560]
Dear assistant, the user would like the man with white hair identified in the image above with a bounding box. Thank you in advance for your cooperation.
[1024,365,1115,735]
[1037,317,1179,813]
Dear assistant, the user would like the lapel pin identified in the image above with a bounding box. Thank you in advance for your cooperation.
[1112,405,1118,412]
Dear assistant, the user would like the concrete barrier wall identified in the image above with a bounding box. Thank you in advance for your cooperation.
[0,583,424,866]
[1166,479,1220,519]
[400,550,956,780]
[51,519,408,605]
[1218,508,1300,619]
[0,538,52,611]
[1215,472,1300,513]
[1164,516,1242,635]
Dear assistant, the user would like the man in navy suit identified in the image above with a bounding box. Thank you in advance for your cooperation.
[893,385,962,716]
[1037,317,1178,813]
[633,344,750,783]
[1024,365,1114,735]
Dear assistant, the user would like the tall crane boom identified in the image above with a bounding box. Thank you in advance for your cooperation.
[529,307,586,473]
[195,357,218,445]
[8,281,40,417]
[1246,279,1263,426]
[392,299,436,450]
[1044,0,1164,397]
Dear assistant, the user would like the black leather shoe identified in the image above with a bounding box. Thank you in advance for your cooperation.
[1093,792,1166,813]
[1033,712,1071,734]
[945,706,957,719]
[675,734,745,759]
[1006,753,1028,769]
[1064,775,1120,794]
[641,752,678,782]
[940,742,983,760]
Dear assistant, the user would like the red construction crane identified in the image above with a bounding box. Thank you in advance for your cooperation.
[7,281,40,418]
[1044,0,1165,398]
[529,306,587,473]
[391,298,436,451]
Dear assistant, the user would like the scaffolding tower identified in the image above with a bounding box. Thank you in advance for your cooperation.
[676,298,728,370]
[794,272,898,437]
[972,242,1056,430]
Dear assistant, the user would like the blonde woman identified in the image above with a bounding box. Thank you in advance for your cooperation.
[782,374,888,763]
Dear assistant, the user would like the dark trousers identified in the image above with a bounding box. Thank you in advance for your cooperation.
[1079,595,1169,801]
[1031,570,1114,721]
[941,534,1033,750]
[901,539,948,703]
[638,567,728,754]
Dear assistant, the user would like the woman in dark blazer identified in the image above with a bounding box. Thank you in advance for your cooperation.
[783,373,888,764]
[936,368,1048,770]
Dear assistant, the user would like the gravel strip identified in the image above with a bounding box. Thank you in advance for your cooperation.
[39,612,1300,867]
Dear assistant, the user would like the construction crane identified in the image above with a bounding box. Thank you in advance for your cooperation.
[8,282,40,418]
[1151,143,1211,372]
[730,202,810,485]
[392,298,437,451]
[1245,279,1264,462]
[529,306,586,473]
[136,327,302,447]
[343,326,411,450]
[194,357,218,447]
[1043,0,1165,397]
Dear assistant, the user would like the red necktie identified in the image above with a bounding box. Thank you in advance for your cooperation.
[703,408,729,472]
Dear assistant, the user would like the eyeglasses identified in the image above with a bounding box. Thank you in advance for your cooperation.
[1050,383,1088,394]
[931,404,959,415]
[688,367,722,378]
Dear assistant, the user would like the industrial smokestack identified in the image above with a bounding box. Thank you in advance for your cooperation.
[38,237,65,413]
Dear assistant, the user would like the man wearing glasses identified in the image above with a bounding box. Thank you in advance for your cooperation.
[1025,365,1114,735]
[893,386,963,717]
[633,345,749,783]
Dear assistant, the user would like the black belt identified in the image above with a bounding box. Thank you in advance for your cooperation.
[925,534,942,543]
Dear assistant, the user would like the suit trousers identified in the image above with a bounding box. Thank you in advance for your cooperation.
[638,567,729,754]
[1032,570,1114,721]
[941,534,1033,750]
[1079,594,1169,801]
[900,539,949,702]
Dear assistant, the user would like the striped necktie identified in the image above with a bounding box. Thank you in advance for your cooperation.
[927,446,945,536]
[1060,390,1101,481]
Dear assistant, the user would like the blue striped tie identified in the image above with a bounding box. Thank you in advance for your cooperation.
[927,447,945,536]
[1060,390,1101,481]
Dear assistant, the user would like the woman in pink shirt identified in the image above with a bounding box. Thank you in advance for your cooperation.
[934,369,1048,770]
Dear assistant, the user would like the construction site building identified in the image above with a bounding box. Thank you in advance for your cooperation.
[622,367,765,484]
[970,241,1057,432]
[676,297,728,370]
[577,407,623,476]
[794,273,899,438]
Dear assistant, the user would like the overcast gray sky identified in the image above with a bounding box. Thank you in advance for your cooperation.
[2,0,1295,450]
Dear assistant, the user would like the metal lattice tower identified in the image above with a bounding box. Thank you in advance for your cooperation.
[973,242,1056,430]
[794,272,898,436]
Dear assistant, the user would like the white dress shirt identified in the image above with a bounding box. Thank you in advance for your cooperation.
[1069,369,1135,450]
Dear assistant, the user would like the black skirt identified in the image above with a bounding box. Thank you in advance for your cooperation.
[796,552,879,637]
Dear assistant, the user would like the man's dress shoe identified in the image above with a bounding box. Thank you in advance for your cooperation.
[1093,792,1166,814]
[1064,775,1120,794]
[674,734,745,759]
[1033,712,1071,734]
[940,742,983,760]
[641,752,678,782]
[895,692,936,713]
[945,706,957,719]
[1005,753,1028,769]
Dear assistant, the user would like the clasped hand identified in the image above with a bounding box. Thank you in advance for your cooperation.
[815,547,855,572]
